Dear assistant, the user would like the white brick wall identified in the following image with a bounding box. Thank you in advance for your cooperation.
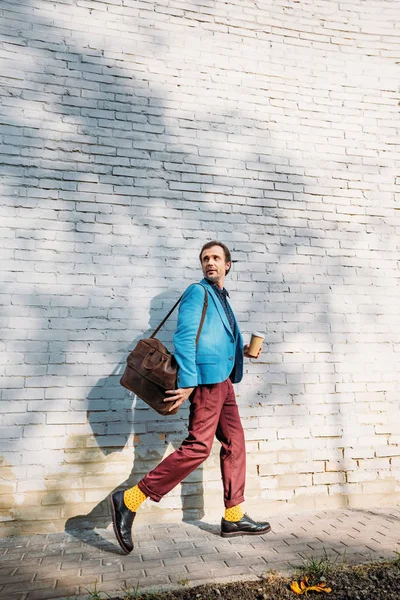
[1,0,400,534]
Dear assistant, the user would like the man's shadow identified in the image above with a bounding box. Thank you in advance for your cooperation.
[65,290,206,552]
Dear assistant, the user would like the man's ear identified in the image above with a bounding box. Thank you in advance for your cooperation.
[225,262,231,274]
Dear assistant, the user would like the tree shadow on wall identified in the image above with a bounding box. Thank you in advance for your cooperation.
[65,289,205,553]
[0,0,219,537]
[5,0,388,535]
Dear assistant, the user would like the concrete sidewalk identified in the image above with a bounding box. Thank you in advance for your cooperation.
[1,506,399,600]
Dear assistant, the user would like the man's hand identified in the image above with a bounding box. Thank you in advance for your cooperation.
[244,344,262,359]
[164,387,195,412]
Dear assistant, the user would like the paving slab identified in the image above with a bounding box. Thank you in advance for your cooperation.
[0,506,399,600]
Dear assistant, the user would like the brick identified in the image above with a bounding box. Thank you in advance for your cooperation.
[277,474,313,488]
[313,472,346,485]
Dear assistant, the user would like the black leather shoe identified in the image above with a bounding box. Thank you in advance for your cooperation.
[110,490,136,554]
[221,514,271,537]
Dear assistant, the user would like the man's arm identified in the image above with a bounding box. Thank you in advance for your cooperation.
[172,284,206,388]
[163,284,205,412]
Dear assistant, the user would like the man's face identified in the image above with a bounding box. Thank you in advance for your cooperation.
[201,245,230,286]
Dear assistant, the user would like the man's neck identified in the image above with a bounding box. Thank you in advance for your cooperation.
[205,277,225,289]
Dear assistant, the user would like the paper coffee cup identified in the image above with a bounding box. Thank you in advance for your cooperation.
[248,332,265,358]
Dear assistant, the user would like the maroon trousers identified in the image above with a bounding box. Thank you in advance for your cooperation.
[138,378,246,508]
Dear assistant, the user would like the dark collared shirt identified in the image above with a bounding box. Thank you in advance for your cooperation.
[211,283,236,336]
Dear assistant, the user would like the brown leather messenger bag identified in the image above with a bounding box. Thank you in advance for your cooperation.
[120,284,208,415]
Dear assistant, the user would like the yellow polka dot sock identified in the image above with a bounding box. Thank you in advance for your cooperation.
[123,485,147,512]
[224,504,244,522]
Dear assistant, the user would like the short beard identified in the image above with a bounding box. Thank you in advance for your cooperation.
[205,273,219,283]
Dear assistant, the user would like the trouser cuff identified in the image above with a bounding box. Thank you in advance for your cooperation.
[137,480,162,503]
[224,495,245,509]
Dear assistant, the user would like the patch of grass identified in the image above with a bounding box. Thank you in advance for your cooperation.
[120,583,164,599]
[294,548,345,586]
[176,577,190,587]
[120,581,141,599]
[84,580,111,600]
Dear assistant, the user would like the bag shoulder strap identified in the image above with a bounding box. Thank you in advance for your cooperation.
[150,283,208,343]
[195,284,208,344]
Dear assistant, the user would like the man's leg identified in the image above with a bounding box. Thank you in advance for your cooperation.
[216,379,272,537]
[215,378,246,509]
[111,382,227,553]
[138,383,226,501]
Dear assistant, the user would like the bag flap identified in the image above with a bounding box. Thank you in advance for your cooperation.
[127,338,177,388]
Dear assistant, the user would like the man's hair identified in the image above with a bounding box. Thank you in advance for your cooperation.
[199,240,232,275]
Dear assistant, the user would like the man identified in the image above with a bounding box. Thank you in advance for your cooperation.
[111,241,271,554]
